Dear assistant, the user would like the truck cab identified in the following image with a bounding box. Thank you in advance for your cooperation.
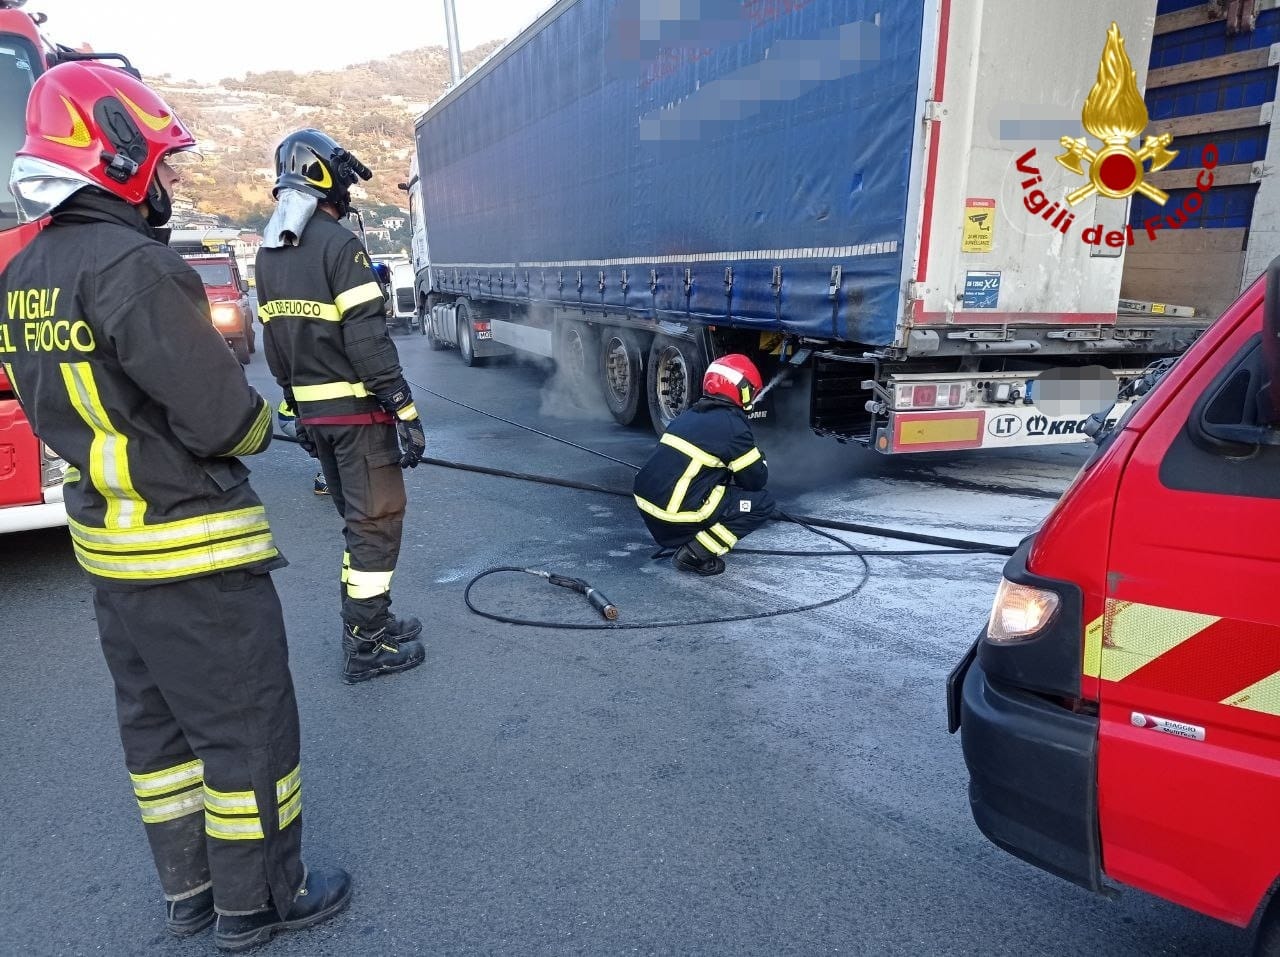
[951,254,1280,951]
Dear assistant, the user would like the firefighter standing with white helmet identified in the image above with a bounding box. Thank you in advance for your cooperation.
[255,128,427,684]
[633,354,777,576]
[0,63,350,949]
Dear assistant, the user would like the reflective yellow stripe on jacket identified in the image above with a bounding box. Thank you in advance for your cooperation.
[335,281,384,314]
[293,381,370,402]
[68,506,271,553]
[634,432,729,524]
[61,361,146,528]
[226,398,272,457]
[72,532,279,581]
[258,300,340,323]
[728,447,762,472]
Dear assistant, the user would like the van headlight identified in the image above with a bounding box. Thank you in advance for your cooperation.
[986,578,1061,642]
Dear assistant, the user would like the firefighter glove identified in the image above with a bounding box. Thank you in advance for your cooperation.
[294,422,318,458]
[396,416,426,469]
[375,383,417,422]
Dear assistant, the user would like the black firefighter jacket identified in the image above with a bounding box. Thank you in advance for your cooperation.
[0,189,279,588]
[255,212,409,420]
[633,396,768,528]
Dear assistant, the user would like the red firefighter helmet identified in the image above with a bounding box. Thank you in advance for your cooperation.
[16,61,195,208]
[702,353,763,409]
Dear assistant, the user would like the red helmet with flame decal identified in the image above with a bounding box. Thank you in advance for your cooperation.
[14,61,195,221]
[702,353,763,410]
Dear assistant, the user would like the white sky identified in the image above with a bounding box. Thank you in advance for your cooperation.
[29,0,554,82]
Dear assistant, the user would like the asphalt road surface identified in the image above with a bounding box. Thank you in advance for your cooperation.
[0,329,1249,956]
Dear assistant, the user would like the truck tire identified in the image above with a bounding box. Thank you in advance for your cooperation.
[426,307,447,349]
[247,316,256,354]
[646,334,704,433]
[423,294,446,347]
[599,329,649,427]
[232,335,250,366]
[457,301,483,368]
[555,320,599,405]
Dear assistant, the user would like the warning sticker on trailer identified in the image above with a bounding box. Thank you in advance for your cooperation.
[962,198,996,253]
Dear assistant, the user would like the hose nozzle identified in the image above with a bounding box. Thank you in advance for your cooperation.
[541,571,620,621]
[585,587,620,621]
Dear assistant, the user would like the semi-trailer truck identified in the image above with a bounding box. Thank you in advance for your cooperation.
[405,0,1213,453]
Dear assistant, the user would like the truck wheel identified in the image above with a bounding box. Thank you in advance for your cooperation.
[600,329,649,427]
[247,317,256,354]
[556,320,599,405]
[232,336,250,366]
[457,301,483,368]
[426,307,447,350]
[646,335,704,433]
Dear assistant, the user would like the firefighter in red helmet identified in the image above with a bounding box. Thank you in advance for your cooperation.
[1,62,349,948]
[633,353,777,575]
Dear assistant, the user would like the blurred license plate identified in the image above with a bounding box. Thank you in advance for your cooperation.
[476,330,493,340]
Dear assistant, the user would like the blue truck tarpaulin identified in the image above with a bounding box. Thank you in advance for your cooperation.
[417,0,924,346]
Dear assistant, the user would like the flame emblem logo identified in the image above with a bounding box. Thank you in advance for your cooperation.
[1056,22,1178,206]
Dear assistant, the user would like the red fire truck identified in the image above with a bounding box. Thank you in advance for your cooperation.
[0,0,138,534]
[950,255,1280,952]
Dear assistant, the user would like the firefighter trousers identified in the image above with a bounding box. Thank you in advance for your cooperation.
[93,569,304,917]
[309,422,407,629]
[642,487,777,554]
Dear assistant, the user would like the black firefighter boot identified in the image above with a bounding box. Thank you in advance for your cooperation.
[166,887,215,937]
[673,537,726,576]
[384,613,422,642]
[341,622,425,684]
[214,865,353,952]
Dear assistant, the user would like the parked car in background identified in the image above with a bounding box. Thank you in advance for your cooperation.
[185,254,256,364]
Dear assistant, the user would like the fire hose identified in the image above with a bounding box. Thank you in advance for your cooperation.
[273,377,1021,630]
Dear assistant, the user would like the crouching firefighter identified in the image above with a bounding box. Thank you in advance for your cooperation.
[256,127,428,684]
[1,63,350,947]
[633,354,777,576]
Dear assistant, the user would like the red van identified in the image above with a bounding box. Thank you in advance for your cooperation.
[185,254,255,364]
[950,258,1280,953]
